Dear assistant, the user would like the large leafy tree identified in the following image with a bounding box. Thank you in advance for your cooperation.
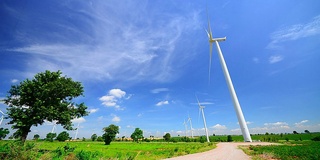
[102,124,119,145]
[131,128,143,142]
[163,133,171,142]
[91,133,97,141]
[0,128,10,140]
[4,70,88,143]
[46,132,57,142]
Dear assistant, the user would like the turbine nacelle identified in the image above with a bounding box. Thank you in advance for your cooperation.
[210,37,227,43]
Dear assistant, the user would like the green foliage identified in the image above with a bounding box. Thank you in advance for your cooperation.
[97,136,103,142]
[311,136,320,141]
[247,141,320,160]
[102,124,119,145]
[53,143,76,158]
[46,133,57,142]
[56,131,70,142]
[0,141,38,159]
[0,128,9,140]
[227,135,233,142]
[131,128,143,142]
[163,133,171,142]
[91,133,97,141]
[3,70,88,143]
[33,134,40,140]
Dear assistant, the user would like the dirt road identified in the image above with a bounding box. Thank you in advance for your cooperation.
[165,142,275,160]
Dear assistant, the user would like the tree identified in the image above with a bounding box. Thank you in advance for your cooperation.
[3,70,88,143]
[102,124,119,145]
[227,135,233,142]
[46,132,57,142]
[131,128,143,142]
[304,130,310,134]
[293,131,298,134]
[163,133,171,142]
[33,134,40,140]
[56,131,70,142]
[97,136,103,142]
[0,128,10,140]
[91,133,97,141]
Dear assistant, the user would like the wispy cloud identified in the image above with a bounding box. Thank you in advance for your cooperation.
[156,100,169,106]
[211,124,227,130]
[269,55,284,64]
[111,114,120,123]
[88,108,99,114]
[295,120,308,127]
[11,79,19,83]
[267,15,320,49]
[99,89,127,110]
[151,88,169,94]
[8,1,201,83]
[71,117,86,124]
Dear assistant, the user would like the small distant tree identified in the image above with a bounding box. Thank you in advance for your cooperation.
[131,128,143,143]
[304,130,310,134]
[46,133,57,142]
[82,137,86,141]
[122,136,125,141]
[265,132,269,135]
[56,131,69,142]
[91,133,97,141]
[33,134,40,140]
[293,131,298,134]
[102,124,119,145]
[0,128,10,140]
[227,135,233,142]
[163,133,171,142]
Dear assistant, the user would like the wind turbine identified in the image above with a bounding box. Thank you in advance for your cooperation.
[205,12,252,142]
[187,115,194,138]
[196,96,210,142]
[0,109,7,126]
[183,120,188,137]
[74,122,80,140]
[51,120,57,133]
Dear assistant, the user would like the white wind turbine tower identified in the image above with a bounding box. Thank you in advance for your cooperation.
[74,122,80,140]
[205,12,252,142]
[183,120,188,137]
[0,109,7,126]
[51,121,57,133]
[187,115,194,138]
[196,96,210,142]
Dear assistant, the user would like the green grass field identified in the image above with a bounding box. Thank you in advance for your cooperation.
[0,141,216,160]
[241,141,320,160]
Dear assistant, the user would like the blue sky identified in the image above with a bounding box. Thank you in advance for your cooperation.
[0,0,320,139]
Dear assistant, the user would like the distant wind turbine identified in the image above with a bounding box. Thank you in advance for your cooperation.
[51,121,57,133]
[187,115,194,138]
[0,109,7,126]
[183,120,188,137]
[74,123,80,140]
[205,11,252,142]
[196,96,210,142]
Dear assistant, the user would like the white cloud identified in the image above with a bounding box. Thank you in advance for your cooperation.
[151,88,169,94]
[111,114,120,123]
[137,113,143,117]
[89,108,99,113]
[11,79,19,83]
[295,120,309,127]
[211,124,227,130]
[264,122,288,126]
[99,89,127,110]
[156,100,169,106]
[269,55,284,64]
[267,15,320,49]
[72,117,86,124]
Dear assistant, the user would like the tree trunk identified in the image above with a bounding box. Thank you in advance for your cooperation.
[20,126,31,143]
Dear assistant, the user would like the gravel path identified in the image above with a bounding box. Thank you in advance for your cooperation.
[165,142,276,160]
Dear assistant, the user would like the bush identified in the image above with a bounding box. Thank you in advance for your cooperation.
[311,136,320,141]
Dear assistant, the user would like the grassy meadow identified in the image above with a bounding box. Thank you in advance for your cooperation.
[1,132,319,159]
[0,141,216,160]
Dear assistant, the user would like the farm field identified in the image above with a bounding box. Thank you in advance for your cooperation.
[0,141,216,160]
[240,141,320,160]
